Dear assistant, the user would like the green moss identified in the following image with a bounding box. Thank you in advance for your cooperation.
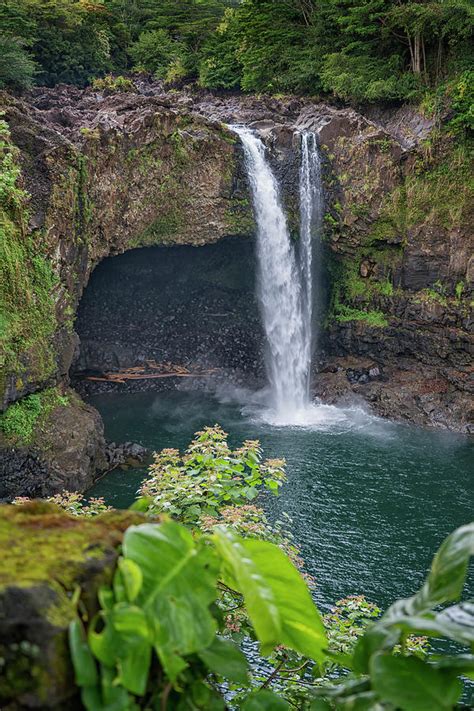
[224,197,255,235]
[337,259,394,302]
[368,136,393,153]
[75,155,93,241]
[376,279,393,297]
[0,640,42,698]
[0,119,59,393]
[326,257,392,329]
[0,387,69,445]
[0,503,142,591]
[171,129,191,161]
[415,285,448,306]
[335,305,388,328]
[455,281,465,301]
[369,137,472,246]
[134,210,185,247]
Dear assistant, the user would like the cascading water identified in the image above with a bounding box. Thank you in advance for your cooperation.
[299,131,324,384]
[232,126,324,422]
[232,126,308,417]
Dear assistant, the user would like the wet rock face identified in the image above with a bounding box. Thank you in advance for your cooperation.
[0,450,51,502]
[72,240,265,394]
[312,356,474,434]
[0,390,107,501]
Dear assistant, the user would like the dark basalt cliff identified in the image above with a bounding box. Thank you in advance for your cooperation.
[1,80,472,498]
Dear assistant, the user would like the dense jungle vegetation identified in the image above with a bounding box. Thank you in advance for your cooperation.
[0,0,473,108]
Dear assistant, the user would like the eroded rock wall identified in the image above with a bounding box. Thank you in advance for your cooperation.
[0,86,254,495]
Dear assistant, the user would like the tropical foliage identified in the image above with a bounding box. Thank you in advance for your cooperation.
[1,0,472,108]
[65,428,474,709]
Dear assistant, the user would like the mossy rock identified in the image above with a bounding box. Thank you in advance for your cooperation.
[0,502,145,709]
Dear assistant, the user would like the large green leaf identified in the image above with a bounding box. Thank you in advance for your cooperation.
[88,613,116,667]
[123,521,219,680]
[241,689,291,710]
[100,665,137,710]
[376,601,474,647]
[311,678,371,701]
[310,701,332,711]
[198,636,249,683]
[353,523,474,672]
[430,654,474,680]
[436,600,474,645]
[112,605,152,695]
[88,604,152,695]
[117,641,152,697]
[370,653,463,711]
[213,527,327,660]
[69,619,98,687]
[118,558,143,602]
[352,626,400,674]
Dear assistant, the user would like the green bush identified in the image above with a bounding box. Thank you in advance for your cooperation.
[129,29,186,80]
[137,425,285,526]
[448,70,474,135]
[62,427,474,709]
[92,74,134,93]
[198,9,242,90]
[320,52,420,103]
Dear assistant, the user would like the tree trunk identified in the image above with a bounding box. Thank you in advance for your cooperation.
[413,33,421,74]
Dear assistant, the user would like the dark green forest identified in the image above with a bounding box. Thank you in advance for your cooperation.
[0,0,473,106]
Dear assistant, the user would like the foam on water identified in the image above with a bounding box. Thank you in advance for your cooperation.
[245,398,380,433]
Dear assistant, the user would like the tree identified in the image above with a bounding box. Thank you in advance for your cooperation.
[129,29,185,79]
[0,35,36,89]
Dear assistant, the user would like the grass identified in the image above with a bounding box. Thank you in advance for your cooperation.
[334,304,389,328]
[0,387,69,444]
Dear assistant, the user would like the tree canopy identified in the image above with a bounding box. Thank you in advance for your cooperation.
[0,0,473,105]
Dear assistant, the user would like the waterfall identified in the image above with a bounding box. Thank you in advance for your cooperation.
[232,125,317,419]
[230,126,325,423]
[299,131,323,386]
[228,126,367,430]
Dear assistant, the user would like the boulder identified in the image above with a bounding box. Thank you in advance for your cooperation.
[0,502,144,709]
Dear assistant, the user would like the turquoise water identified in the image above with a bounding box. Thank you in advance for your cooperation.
[88,388,473,613]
